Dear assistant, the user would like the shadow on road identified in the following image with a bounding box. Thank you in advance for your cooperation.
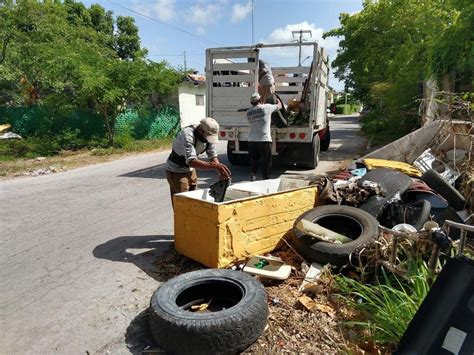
[125,308,163,354]
[119,163,167,179]
[93,234,173,282]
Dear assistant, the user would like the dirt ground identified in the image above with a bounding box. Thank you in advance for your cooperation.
[0,144,172,179]
[143,245,383,354]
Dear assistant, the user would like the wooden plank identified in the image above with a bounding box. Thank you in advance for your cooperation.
[211,51,256,60]
[212,74,255,82]
[213,96,250,109]
[212,87,254,97]
[213,63,256,71]
[272,67,310,75]
[211,113,248,126]
[274,76,307,83]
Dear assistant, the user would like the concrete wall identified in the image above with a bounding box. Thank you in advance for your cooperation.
[178,83,206,127]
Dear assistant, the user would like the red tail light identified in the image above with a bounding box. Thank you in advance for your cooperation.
[299,133,306,139]
[289,133,296,139]
[220,131,226,137]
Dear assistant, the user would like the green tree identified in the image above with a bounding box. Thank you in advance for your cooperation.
[115,16,143,61]
[0,0,181,145]
[325,0,457,103]
[324,0,469,143]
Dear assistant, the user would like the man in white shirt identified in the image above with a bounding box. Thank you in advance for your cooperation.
[246,93,281,181]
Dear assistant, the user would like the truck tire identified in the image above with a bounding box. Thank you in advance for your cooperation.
[320,128,331,151]
[150,269,268,354]
[302,134,320,169]
[227,142,239,165]
[292,205,379,266]
[421,170,465,211]
[227,142,249,166]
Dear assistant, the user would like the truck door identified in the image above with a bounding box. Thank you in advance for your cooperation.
[205,48,259,128]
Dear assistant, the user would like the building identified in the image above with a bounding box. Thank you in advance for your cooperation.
[178,73,206,128]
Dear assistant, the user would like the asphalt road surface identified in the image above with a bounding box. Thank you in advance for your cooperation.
[0,114,365,354]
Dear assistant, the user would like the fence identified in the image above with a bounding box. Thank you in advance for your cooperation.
[0,105,180,140]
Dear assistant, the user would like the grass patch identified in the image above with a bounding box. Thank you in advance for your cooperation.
[0,137,172,178]
[335,261,431,347]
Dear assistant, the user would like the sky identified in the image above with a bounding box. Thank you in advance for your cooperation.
[82,0,363,91]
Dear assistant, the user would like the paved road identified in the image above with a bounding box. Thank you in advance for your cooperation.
[0,114,364,354]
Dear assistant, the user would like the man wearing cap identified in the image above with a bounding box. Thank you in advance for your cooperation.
[246,93,281,181]
[166,117,231,204]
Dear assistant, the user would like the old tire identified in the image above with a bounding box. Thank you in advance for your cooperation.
[421,170,465,211]
[149,269,268,354]
[292,205,379,266]
[320,128,330,152]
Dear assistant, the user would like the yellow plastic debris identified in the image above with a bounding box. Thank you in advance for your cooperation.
[363,158,422,177]
[0,124,11,133]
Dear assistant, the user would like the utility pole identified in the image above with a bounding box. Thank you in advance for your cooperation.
[183,51,187,72]
[292,30,312,66]
[251,0,255,44]
[345,91,348,113]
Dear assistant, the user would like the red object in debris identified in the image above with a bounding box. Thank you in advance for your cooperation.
[333,171,353,180]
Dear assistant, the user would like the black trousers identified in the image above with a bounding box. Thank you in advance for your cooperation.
[248,141,272,180]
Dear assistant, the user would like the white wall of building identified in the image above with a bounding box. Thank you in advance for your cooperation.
[178,83,206,128]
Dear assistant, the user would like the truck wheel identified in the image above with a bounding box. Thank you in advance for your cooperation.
[227,142,249,165]
[302,134,320,169]
[320,128,330,151]
[227,142,240,165]
[149,269,268,353]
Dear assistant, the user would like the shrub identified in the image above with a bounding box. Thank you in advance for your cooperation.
[336,261,431,346]
[335,104,360,114]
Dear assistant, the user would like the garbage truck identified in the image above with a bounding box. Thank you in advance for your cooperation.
[205,42,330,168]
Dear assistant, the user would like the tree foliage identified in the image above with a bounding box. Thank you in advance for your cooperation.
[325,0,459,102]
[0,0,183,144]
[324,0,471,143]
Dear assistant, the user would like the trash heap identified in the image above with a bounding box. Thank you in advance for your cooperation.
[146,119,472,354]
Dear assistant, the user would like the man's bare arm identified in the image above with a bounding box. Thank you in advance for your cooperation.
[188,159,231,179]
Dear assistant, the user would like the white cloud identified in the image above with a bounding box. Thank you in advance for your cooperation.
[266,21,339,52]
[261,22,343,90]
[186,3,222,28]
[231,1,252,23]
[133,0,176,22]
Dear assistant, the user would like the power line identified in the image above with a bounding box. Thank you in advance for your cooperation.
[106,0,221,46]
[148,53,205,57]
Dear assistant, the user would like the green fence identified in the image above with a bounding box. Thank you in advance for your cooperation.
[115,106,180,139]
[0,106,106,138]
[0,105,180,140]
